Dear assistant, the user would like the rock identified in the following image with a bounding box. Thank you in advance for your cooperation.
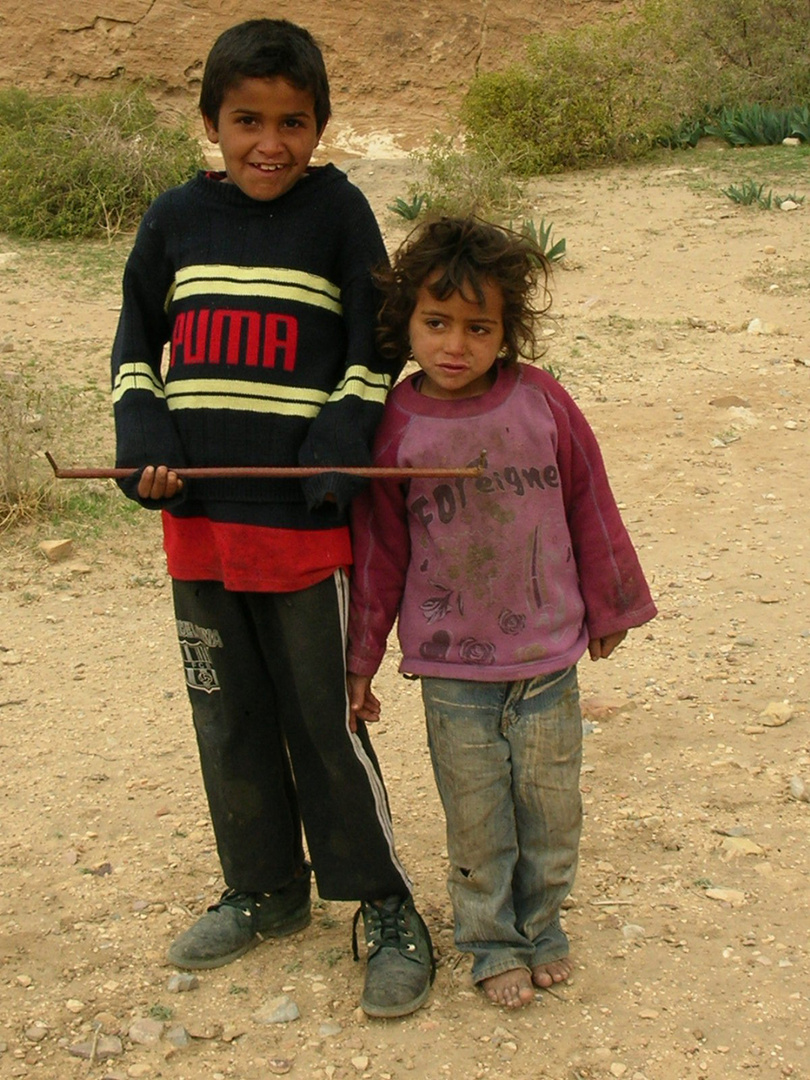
[759,702,793,727]
[720,836,764,856]
[710,395,749,408]
[782,137,801,146]
[779,199,800,211]
[128,1017,164,1045]
[622,923,646,941]
[705,887,746,906]
[165,1025,191,1048]
[581,694,631,720]
[352,1056,370,1071]
[24,1023,48,1041]
[762,245,777,254]
[167,973,199,993]
[268,1061,293,1075]
[319,1021,343,1037]
[38,538,74,562]
[253,994,300,1024]
[789,776,809,802]
[747,318,778,335]
[68,1035,124,1059]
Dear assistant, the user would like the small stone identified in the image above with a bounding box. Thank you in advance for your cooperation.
[779,199,799,211]
[68,1035,124,1059]
[759,701,793,726]
[39,538,74,562]
[24,1023,48,1042]
[721,836,764,856]
[254,994,300,1024]
[167,973,199,993]
[165,1025,191,1048]
[319,1021,343,1037]
[268,1061,293,1075]
[638,1009,659,1019]
[789,776,809,802]
[66,999,85,1013]
[611,1064,628,1077]
[763,245,777,254]
[622,923,646,941]
[128,1018,164,1045]
[705,887,746,906]
[352,1056,370,1071]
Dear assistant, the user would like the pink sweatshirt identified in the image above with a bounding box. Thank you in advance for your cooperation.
[348,364,656,682]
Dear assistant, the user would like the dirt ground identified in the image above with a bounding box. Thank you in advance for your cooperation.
[1,6,809,1075]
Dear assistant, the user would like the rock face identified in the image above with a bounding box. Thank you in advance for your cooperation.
[0,0,619,150]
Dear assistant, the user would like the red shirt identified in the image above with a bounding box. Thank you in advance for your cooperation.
[163,512,352,593]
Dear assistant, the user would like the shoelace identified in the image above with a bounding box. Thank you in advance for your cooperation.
[352,901,417,960]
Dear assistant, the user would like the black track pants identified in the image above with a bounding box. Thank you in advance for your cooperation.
[172,571,410,901]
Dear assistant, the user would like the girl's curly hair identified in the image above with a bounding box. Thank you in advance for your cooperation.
[376,216,552,369]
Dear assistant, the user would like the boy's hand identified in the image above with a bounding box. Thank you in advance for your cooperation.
[137,465,184,500]
[588,630,627,660]
[347,673,381,732]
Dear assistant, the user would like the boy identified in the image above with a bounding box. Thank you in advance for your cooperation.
[111,19,433,1018]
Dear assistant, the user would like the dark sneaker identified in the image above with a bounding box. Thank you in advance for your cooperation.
[353,895,435,1018]
[167,866,312,970]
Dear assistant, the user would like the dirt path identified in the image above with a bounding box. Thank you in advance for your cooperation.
[1,149,808,1080]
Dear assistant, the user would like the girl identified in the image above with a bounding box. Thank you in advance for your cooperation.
[347,217,656,1008]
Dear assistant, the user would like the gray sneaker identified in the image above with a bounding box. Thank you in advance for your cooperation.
[168,866,312,970]
[353,895,435,1018]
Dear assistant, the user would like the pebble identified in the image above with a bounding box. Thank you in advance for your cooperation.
[128,1018,164,1045]
[760,701,793,727]
[68,1035,124,1059]
[319,1021,343,1036]
[789,776,809,802]
[24,1023,48,1041]
[268,1060,293,1076]
[254,994,300,1024]
[167,973,199,993]
[352,1056,370,1071]
[705,887,746,905]
[622,923,646,941]
[165,1025,191,1048]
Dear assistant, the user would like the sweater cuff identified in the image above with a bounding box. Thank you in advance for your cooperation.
[301,472,368,514]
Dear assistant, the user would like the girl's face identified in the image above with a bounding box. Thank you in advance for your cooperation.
[408,274,505,400]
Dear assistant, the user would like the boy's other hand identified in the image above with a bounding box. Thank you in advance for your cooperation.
[347,673,381,732]
[137,465,184,500]
[588,630,627,661]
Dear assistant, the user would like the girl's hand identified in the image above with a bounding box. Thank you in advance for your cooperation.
[347,673,381,732]
[137,465,184,500]
[588,630,627,661]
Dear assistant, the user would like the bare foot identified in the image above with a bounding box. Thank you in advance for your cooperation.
[480,968,535,1008]
[532,956,573,988]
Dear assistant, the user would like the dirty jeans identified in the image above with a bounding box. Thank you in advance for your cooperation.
[421,666,582,983]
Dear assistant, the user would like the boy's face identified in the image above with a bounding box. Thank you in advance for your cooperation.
[203,76,324,202]
[409,274,505,400]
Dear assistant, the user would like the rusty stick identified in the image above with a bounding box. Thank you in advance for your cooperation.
[45,450,488,481]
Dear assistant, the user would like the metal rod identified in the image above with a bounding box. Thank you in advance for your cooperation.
[45,450,488,481]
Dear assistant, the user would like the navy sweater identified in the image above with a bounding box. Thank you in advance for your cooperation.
[111,165,394,527]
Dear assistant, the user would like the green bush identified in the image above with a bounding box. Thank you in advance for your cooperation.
[409,135,525,219]
[0,86,202,240]
[461,0,810,177]
[706,105,810,146]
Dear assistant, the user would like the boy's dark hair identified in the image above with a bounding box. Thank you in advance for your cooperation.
[376,217,551,368]
[200,19,331,132]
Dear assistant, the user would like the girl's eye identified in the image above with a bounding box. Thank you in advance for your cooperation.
[425,318,445,329]
[470,325,489,335]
